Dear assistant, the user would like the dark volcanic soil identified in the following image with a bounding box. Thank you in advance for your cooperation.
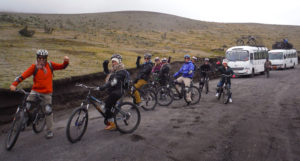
[1,67,300,161]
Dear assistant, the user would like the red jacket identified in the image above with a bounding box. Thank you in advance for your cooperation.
[12,61,69,94]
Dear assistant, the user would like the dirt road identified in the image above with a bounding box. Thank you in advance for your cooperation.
[1,67,300,161]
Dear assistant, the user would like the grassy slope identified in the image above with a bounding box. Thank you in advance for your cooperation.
[0,11,300,88]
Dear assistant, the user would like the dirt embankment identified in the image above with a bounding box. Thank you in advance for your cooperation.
[0,58,222,124]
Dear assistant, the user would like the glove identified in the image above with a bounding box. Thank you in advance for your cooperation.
[137,56,141,60]
[168,56,172,63]
[232,75,236,78]
[188,70,193,74]
[103,60,109,74]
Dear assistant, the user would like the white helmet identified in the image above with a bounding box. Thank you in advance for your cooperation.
[36,49,48,57]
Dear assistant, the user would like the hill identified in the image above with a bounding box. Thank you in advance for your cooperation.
[0,11,300,88]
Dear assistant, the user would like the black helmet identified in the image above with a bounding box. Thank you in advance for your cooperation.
[111,54,122,62]
[36,49,48,57]
[144,53,152,59]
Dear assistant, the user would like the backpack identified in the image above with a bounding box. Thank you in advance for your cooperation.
[33,61,54,77]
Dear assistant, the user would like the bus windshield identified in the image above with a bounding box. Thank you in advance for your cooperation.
[269,52,283,60]
[226,50,249,61]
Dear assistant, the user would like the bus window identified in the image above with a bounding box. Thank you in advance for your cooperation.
[250,53,253,60]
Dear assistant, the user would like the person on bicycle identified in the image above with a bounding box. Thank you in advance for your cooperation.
[264,58,272,77]
[10,49,69,139]
[133,53,153,105]
[152,57,162,73]
[199,58,212,86]
[173,54,195,104]
[158,58,170,86]
[191,56,197,72]
[100,54,129,130]
[215,59,235,103]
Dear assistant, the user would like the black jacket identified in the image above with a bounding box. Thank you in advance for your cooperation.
[137,62,153,81]
[159,63,170,81]
[103,69,128,92]
[216,65,234,83]
[199,64,212,73]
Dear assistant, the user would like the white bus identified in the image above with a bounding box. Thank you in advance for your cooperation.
[268,49,298,69]
[225,46,269,76]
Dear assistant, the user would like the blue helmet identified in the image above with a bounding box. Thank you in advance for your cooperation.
[184,54,190,59]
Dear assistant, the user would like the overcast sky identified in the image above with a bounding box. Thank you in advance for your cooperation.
[0,0,299,26]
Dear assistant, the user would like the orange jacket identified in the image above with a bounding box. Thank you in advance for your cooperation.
[12,61,69,94]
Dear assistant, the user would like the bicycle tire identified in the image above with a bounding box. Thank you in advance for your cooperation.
[205,80,209,94]
[5,108,24,151]
[114,102,141,134]
[140,89,157,111]
[223,88,230,104]
[218,88,222,100]
[66,106,89,143]
[32,108,46,134]
[184,86,201,105]
[156,86,174,106]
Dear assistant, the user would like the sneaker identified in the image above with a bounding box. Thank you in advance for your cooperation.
[45,131,54,139]
[215,93,219,97]
[105,122,116,130]
[229,98,233,103]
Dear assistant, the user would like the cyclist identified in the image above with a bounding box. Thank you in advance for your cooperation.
[158,58,170,86]
[215,59,235,103]
[199,58,212,86]
[100,54,128,130]
[152,57,162,73]
[264,57,272,78]
[10,49,69,139]
[133,53,153,105]
[191,56,197,72]
[173,54,195,104]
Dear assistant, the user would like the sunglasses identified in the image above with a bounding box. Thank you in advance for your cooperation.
[37,56,47,60]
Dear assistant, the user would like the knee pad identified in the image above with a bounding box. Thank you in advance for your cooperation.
[45,104,52,115]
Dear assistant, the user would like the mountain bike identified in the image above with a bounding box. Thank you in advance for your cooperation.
[5,89,46,151]
[217,74,232,104]
[66,84,141,143]
[156,78,200,105]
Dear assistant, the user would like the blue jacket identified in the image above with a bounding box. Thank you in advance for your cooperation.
[173,61,195,78]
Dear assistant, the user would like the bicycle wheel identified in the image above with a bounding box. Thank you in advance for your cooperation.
[66,106,89,143]
[140,89,157,111]
[156,86,174,106]
[217,88,222,100]
[223,88,230,104]
[5,107,24,151]
[114,102,140,134]
[184,86,201,105]
[205,80,209,94]
[32,108,46,134]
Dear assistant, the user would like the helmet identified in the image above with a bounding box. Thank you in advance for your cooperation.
[184,54,190,59]
[204,58,209,61]
[111,54,122,62]
[144,53,152,59]
[222,59,228,64]
[192,56,197,60]
[36,49,48,57]
[162,58,167,62]
[154,57,160,61]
